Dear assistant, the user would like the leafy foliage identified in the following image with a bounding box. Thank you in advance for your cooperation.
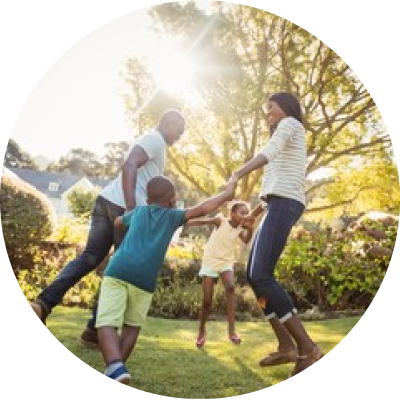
[123,2,395,215]
[0,175,54,271]
[67,187,99,220]
[277,216,397,310]
[4,139,38,170]
[14,199,396,317]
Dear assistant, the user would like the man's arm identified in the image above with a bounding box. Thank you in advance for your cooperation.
[122,146,149,212]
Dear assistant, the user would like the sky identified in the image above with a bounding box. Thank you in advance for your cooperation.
[10,9,157,161]
[10,1,217,162]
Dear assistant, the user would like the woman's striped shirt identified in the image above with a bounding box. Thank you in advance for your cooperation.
[258,116,306,205]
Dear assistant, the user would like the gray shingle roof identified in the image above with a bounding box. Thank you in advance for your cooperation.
[8,168,110,198]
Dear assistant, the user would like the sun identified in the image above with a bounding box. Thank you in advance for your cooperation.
[148,40,202,104]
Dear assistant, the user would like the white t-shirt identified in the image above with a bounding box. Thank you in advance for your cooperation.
[100,130,167,208]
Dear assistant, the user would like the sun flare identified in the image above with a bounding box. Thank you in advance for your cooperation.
[148,40,202,104]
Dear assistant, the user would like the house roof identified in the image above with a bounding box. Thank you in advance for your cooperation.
[8,167,110,198]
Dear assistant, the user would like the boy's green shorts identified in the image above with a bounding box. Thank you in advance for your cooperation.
[96,276,153,329]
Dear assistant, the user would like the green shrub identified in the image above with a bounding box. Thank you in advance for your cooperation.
[0,174,54,271]
[150,257,262,320]
[67,187,99,221]
[17,244,100,307]
[276,217,396,311]
[15,212,396,318]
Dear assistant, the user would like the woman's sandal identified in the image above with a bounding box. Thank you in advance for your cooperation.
[290,345,324,377]
[196,332,206,348]
[229,333,242,345]
[259,349,298,367]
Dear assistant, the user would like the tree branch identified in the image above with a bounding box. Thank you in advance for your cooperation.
[306,185,382,213]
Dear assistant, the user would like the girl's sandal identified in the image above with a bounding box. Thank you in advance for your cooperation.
[196,332,206,348]
[290,345,324,377]
[229,333,242,345]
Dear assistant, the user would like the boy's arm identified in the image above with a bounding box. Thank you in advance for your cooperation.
[114,216,124,228]
[184,184,235,222]
[114,209,136,228]
[185,216,222,227]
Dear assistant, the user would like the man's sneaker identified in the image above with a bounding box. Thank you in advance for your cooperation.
[30,300,50,325]
[105,361,131,385]
[80,327,99,349]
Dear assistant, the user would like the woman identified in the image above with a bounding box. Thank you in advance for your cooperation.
[227,92,323,376]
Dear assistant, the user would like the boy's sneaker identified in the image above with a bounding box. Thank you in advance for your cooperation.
[30,300,50,325]
[105,361,131,385]
[80,327,99,349]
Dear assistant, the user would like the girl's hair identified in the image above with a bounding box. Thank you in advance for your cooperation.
[268,92,303,132]
[228,200,249,213]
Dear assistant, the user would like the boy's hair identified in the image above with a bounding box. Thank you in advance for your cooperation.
[228,200,249,213]
[147,176,176,203]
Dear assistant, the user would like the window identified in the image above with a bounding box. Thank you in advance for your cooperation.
[48,182,60,191]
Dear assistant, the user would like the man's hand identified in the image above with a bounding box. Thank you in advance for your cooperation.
[125,200,136,213]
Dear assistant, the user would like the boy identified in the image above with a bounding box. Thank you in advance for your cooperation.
[96,176,236,384]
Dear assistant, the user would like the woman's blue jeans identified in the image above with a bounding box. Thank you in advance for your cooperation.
[247,195,304,322]
[38,196,125,328]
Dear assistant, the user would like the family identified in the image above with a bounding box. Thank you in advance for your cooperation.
[30,92,323,384]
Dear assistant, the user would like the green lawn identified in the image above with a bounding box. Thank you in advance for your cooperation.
[48,307,360,398]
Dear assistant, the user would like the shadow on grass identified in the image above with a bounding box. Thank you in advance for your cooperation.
[45,307,360,398]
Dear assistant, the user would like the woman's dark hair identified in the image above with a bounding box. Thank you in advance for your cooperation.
[268,92,303,132]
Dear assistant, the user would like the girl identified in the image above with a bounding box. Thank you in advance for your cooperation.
[227,92,324,376]
[187,201,263,348]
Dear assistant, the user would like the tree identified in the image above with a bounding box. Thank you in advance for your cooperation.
[46,148,103,178]
[306,148,400,221]
[101,141,129,178]
[4,139,38,170]
[67,187,99,220]
[122,3,396,215]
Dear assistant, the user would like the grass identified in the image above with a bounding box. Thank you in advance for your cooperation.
[48,307,360,398]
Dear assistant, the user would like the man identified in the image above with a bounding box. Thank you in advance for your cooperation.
[30,109,185,347]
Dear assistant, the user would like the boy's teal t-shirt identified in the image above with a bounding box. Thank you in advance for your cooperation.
[104,205,186,293]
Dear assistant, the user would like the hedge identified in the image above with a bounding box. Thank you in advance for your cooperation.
[1,174,54,272]
[15,211,398,319]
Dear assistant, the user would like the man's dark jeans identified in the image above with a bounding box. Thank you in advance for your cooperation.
[38,196,125,328]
